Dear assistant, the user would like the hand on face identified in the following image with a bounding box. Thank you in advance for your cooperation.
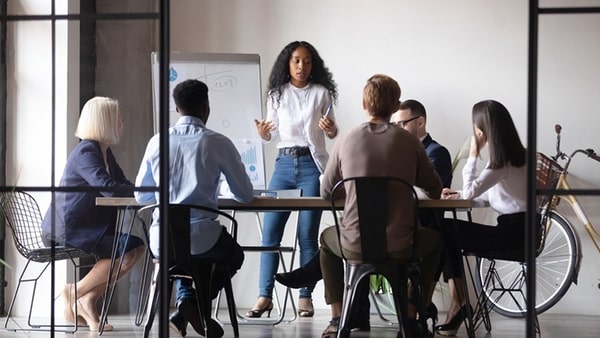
[254,119,276,141]
[470,128,486,157]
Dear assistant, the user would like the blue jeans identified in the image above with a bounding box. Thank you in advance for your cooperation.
[258,154,321,299]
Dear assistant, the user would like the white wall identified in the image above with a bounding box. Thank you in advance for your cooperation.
[170,0,600,315]
[5,0,79,317]
[5,0,599,320]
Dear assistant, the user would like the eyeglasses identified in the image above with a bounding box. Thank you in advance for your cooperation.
[393,115,422,128]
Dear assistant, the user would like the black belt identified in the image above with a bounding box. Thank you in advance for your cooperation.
[279,147,311,157]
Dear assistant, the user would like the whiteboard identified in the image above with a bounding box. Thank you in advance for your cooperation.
[151,52,266,189]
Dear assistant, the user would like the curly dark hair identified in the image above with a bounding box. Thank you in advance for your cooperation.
[267,41,338,109]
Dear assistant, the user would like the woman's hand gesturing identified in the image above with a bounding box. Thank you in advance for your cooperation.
[254,119,276,141]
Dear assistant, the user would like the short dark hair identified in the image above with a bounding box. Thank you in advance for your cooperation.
[172,79,209,117]
[399,99,427,119]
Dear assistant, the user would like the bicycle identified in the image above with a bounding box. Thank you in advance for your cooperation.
[472,124,600,318]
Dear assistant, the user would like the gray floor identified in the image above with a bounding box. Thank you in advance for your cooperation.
[1,310,599,337]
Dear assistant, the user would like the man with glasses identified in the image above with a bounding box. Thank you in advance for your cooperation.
[391,99,453,326]
[391,99,452,188]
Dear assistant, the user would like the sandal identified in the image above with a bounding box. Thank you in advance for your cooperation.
[298,298,314,317]
[322,317,340,338]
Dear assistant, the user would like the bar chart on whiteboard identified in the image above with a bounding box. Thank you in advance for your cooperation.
[232,138,265,188]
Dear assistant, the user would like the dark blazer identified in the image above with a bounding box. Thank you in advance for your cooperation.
[422,134,452,188]
[420,134,453,230]
[42,139,134,253]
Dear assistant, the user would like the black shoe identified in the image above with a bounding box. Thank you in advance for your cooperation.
[423,302,438,330]
[169,310,187,337]
[406,318,434,338]
[349,319,370,332]
[275,267,320,289]
[434,304,472,336]
[245,299,274,318]
[177,298,205,337]
[205,318,224,338]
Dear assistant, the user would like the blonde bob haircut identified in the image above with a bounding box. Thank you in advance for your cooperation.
[362,74,401,119]
[75,97,121,145]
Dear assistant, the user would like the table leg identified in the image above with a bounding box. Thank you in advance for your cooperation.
[98,207,137,335]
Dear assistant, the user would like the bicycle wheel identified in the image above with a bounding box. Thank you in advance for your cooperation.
[474,211,578,317]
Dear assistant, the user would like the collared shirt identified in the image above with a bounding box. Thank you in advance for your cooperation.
[135,115,254,255]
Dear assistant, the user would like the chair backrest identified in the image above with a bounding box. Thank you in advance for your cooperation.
[0,191,47,258]
[136,204,239,265]
[330,176,419,263]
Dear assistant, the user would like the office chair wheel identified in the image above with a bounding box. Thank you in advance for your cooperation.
[474,211,578,317]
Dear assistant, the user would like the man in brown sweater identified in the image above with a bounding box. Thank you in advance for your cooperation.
[319,74,442,338]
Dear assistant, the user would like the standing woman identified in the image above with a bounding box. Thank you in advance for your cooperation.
[435,100,539,336]
[249,41,338,318]
[41,97,145,331]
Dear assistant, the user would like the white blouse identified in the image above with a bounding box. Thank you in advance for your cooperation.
[460,156,527,215]
[265,82,335,173]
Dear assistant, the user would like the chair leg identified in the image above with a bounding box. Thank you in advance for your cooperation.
[388,276,410,338]
[219,269,239,338]
[338,266,372,338]
[408,267,429,332]
[143,264,160,338]
[135,253,153,326]
[369,287,396,324]
[4,260,35,330]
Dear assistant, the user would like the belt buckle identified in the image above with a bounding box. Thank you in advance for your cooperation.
[290,148,298,156]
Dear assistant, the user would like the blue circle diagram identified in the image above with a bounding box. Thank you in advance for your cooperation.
[169,67,178,82]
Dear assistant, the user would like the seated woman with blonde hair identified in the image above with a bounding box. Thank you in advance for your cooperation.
[42,97,145,331]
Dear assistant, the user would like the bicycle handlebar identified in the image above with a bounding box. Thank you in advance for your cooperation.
[552,123,600,168]
[586,148,600,162]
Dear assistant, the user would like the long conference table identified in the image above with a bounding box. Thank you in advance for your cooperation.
[96,196,475,210]
[95,196,475,334]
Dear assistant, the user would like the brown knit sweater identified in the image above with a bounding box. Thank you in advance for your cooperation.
[321,122,442,253]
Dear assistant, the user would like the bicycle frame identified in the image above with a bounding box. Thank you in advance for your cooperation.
[551,172,600,254]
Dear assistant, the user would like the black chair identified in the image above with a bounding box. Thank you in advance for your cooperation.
[135,203,239,338]
[329,176,429,338]
[458,154,554,337]
[462,245,542,337]
[0,190,96,333]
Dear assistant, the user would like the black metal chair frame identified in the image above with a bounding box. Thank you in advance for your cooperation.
[0,190,96,333]
[457,213,543,337]
[134,203,240,338]
[217,188,302,325]
[330,176,429,338]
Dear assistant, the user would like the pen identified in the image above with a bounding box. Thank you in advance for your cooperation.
[444,191,459,195]
[323,103,332,117]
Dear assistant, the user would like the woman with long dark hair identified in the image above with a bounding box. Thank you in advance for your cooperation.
[249,41,338,318]
[436,100,537,336]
